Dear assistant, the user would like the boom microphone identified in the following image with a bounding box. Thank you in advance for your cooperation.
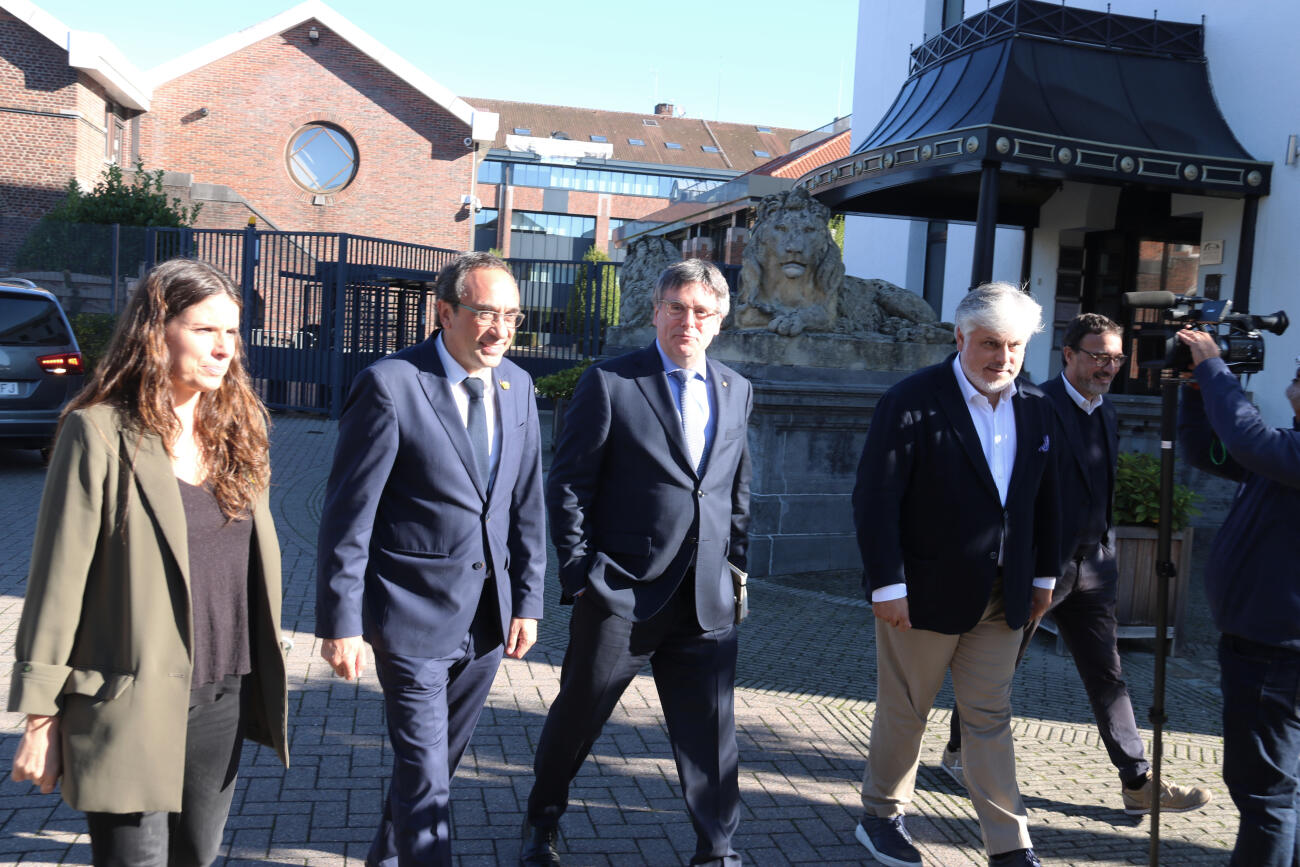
[1122,291,1179,309]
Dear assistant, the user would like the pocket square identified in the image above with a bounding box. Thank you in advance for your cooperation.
[1038,434,1050,453]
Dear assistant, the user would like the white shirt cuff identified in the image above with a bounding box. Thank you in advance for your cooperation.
[1032,577,1056,590]
[871,583,908,603]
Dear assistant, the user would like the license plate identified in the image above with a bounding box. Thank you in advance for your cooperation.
[0,382,18,396]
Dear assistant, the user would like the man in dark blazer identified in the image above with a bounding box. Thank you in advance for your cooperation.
[851,282,1059,867]
[316,252,546,866]
[519,259,752,867]
[943,313,1210,816]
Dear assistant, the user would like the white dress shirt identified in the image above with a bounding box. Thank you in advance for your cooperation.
[435,334,501,482]
[1061,373,1104,415]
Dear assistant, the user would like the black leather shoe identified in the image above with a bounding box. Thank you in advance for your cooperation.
[519,819,561,866]
[989,847,1041,866]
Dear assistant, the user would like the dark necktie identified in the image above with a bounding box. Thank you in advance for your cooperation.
[463,377,490,487]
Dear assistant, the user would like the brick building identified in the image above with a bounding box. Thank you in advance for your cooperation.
[0,0,149,266]
[1,0,806,269]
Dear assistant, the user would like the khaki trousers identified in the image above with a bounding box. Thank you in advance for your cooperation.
[861,589,1032,856]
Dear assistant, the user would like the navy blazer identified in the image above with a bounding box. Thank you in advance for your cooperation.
[315,336,546,658]
[1042,375,1120,590]
[546,344,752,631]
[853,355,1060,633]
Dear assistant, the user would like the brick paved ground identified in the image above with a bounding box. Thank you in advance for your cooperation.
[0,412,1235,865]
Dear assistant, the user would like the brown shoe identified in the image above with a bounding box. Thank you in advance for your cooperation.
[1122,776,1212,816]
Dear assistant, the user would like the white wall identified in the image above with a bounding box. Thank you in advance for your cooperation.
[842,0,939,288]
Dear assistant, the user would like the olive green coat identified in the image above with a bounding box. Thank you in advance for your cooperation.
[8,403,289,813]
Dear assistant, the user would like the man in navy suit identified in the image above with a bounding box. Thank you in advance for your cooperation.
[519,259,752,866]
[316,251,546,866]
[943,313,1210,816]
[851,282,1059,867]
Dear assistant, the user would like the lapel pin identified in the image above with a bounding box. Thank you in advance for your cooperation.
[499,380,510,390]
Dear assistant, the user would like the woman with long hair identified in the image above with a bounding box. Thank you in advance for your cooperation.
[8,258,289,865]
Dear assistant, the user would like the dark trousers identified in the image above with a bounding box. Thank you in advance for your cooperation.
[527,584,741,866]
[949,560,1148,785]
[1220,633,1300,867]
[86,689,243,867]
[367,583,504,867]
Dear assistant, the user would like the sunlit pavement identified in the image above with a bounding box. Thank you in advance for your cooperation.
[0,412,1233,865]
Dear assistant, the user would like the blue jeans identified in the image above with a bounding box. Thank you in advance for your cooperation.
[1220,633,1300,867]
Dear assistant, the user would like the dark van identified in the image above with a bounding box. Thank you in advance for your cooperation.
[0,280,85,458]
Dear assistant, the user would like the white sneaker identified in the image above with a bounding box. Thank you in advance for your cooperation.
[940,746,965,789]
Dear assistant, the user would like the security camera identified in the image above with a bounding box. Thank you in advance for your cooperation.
[463,137,474,148]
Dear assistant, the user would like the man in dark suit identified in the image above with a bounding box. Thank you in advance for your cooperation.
[943,313,1210,816]
[316,251,546,866]
[852,282,1059,867]
[519,259,752,867]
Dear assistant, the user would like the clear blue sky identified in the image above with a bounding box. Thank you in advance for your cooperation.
[37,0,858,132]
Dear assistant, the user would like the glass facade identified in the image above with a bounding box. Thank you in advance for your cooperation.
[512,211,596,238]
[478,159,719,199]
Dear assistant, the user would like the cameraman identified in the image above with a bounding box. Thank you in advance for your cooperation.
[1177,328,1300,866]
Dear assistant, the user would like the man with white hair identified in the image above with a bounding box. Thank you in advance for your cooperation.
[851,282,1060,867]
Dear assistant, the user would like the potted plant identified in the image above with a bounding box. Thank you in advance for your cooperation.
[1111,451,1202,653]
[534,360,592,447]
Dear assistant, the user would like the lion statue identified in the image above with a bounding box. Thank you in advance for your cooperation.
[734,187,845,336]
[617,236,682,327]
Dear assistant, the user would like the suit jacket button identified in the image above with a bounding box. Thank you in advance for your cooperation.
[473,562,485,570]
[988,552,998,560]
[695,490,704,497]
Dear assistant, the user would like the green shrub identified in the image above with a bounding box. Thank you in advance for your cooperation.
[70,313,118,376]
[1113,451,1201,531]
[564,247,620,336]
[16,160,200,274]
[535,360,592,401]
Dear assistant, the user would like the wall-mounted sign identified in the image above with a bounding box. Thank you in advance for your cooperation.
[1201,239,1224,266]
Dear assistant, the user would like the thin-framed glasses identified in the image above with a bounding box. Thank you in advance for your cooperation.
[1074,347,1128,368]
[457,302,525,328]
[658,300,719,321]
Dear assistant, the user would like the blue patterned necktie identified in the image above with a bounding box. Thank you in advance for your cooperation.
[671,369,706,474]
[463,376,490,487]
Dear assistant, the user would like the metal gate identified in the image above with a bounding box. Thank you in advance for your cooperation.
[149,227,456,416]
[145,229,626,415]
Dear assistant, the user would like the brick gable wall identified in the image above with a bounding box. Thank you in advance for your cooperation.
[0,9,116,266]
[140,20,475,250]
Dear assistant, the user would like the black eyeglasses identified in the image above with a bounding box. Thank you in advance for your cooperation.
[456,302,525,328]
[1072,347,1128,368]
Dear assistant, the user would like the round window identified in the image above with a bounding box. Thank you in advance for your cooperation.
[287,123,357,193]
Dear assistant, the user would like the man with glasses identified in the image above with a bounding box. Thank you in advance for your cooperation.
[942,313,1210,816]
[316,251,546,866]
[520,259,752,866]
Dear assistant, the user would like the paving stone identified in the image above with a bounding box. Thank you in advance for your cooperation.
[0,414,1238,865]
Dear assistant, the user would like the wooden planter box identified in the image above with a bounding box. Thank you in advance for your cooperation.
[1040,524,1193,656]
[1113,524,1193,655]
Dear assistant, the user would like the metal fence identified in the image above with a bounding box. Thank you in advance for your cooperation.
[147,229,632,414]
[16,223,740,415]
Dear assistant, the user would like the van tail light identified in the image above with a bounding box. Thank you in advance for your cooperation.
[37,352,84,375]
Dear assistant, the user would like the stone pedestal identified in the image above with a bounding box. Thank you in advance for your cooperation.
[604,327,954,577]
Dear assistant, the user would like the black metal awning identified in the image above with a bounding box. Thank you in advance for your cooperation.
[801,0,1270,226]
